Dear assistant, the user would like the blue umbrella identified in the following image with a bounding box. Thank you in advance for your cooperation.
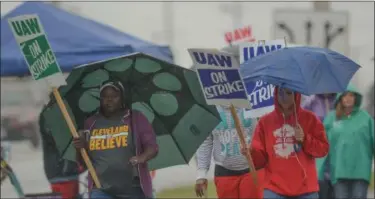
[239,46,360,95]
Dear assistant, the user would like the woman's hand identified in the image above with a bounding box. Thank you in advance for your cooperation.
[294,124,305,143]
[129,156,146,165]
[72,135,87,149]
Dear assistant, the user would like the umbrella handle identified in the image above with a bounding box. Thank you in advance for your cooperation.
[52,88,102,188]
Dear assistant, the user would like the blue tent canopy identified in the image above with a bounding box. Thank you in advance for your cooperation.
[1,2,173,76]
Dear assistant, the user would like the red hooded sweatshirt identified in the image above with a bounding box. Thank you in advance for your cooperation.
[250,87,329,196]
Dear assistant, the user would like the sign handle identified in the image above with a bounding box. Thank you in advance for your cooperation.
[229,104,258,186]
[52,87,102,188]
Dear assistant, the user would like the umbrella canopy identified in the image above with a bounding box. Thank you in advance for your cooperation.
[239,46,360,95]
[39,53,221,170]
[1,2,173,76]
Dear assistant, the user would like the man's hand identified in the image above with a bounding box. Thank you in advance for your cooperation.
[295,124,305,143]
[195,178,208,198]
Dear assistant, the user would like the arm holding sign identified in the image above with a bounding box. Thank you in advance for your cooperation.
[73,116,97,169]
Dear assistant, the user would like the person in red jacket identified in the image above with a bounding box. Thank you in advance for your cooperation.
[242,87,329,199]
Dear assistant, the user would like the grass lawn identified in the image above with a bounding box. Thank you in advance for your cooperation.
[157,172,374,198]
[157,181,217,198]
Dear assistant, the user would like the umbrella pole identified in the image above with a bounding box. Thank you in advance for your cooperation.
[52,88,102,188]
[229,104,258,186]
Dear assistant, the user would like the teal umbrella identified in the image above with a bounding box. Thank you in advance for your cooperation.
[39,53,221,169]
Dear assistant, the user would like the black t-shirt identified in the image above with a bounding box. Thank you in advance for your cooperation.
[87,115,137,197]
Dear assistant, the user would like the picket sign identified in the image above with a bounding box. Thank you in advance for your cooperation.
[7,15,101,188]
[189,48,250,109]
[189,48,258,187]
[240,39,286,118]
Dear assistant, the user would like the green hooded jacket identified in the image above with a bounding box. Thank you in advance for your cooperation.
[316,84,374,184]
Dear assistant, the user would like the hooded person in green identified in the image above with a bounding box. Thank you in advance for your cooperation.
[316,84,374,199]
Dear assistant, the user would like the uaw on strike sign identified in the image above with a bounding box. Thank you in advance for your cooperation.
[8,14,66,87]
[188,49,250,109]
[239,40,285,118]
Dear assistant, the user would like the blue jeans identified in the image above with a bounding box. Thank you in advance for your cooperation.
[318,180,333,199]
[90,189,112,199]
[334,179,368,199]
[90,186,146,199]
[264,189,319,199]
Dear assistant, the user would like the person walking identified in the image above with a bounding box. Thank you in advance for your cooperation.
[321,85,374,199]
[243,87,329,199]
[195,106,264,199]
[73,80,158,199]
[42,130,81,198]
[302,94,336,199]
[302,94,336,122]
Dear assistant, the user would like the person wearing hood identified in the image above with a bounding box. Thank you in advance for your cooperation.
[242,87,329,198]
[73,80,158,199]
[302,94,336,122]
[318,84,374,199]
[195,106,264,199]
[301,93,336,199]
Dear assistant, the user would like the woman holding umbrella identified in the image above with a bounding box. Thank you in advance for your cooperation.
[73,80,158,199]
[242,87,329,198]
[239,44,361,199]
[321,84,374,199]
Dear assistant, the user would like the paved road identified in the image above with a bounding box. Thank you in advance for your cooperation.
[1,141,373,198]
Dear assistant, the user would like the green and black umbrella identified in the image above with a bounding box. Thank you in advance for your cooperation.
[39,53,221,170]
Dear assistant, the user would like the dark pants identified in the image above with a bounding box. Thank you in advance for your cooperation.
[334,179,368,199]
[318,180,333,199]
[264,189,319,199]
